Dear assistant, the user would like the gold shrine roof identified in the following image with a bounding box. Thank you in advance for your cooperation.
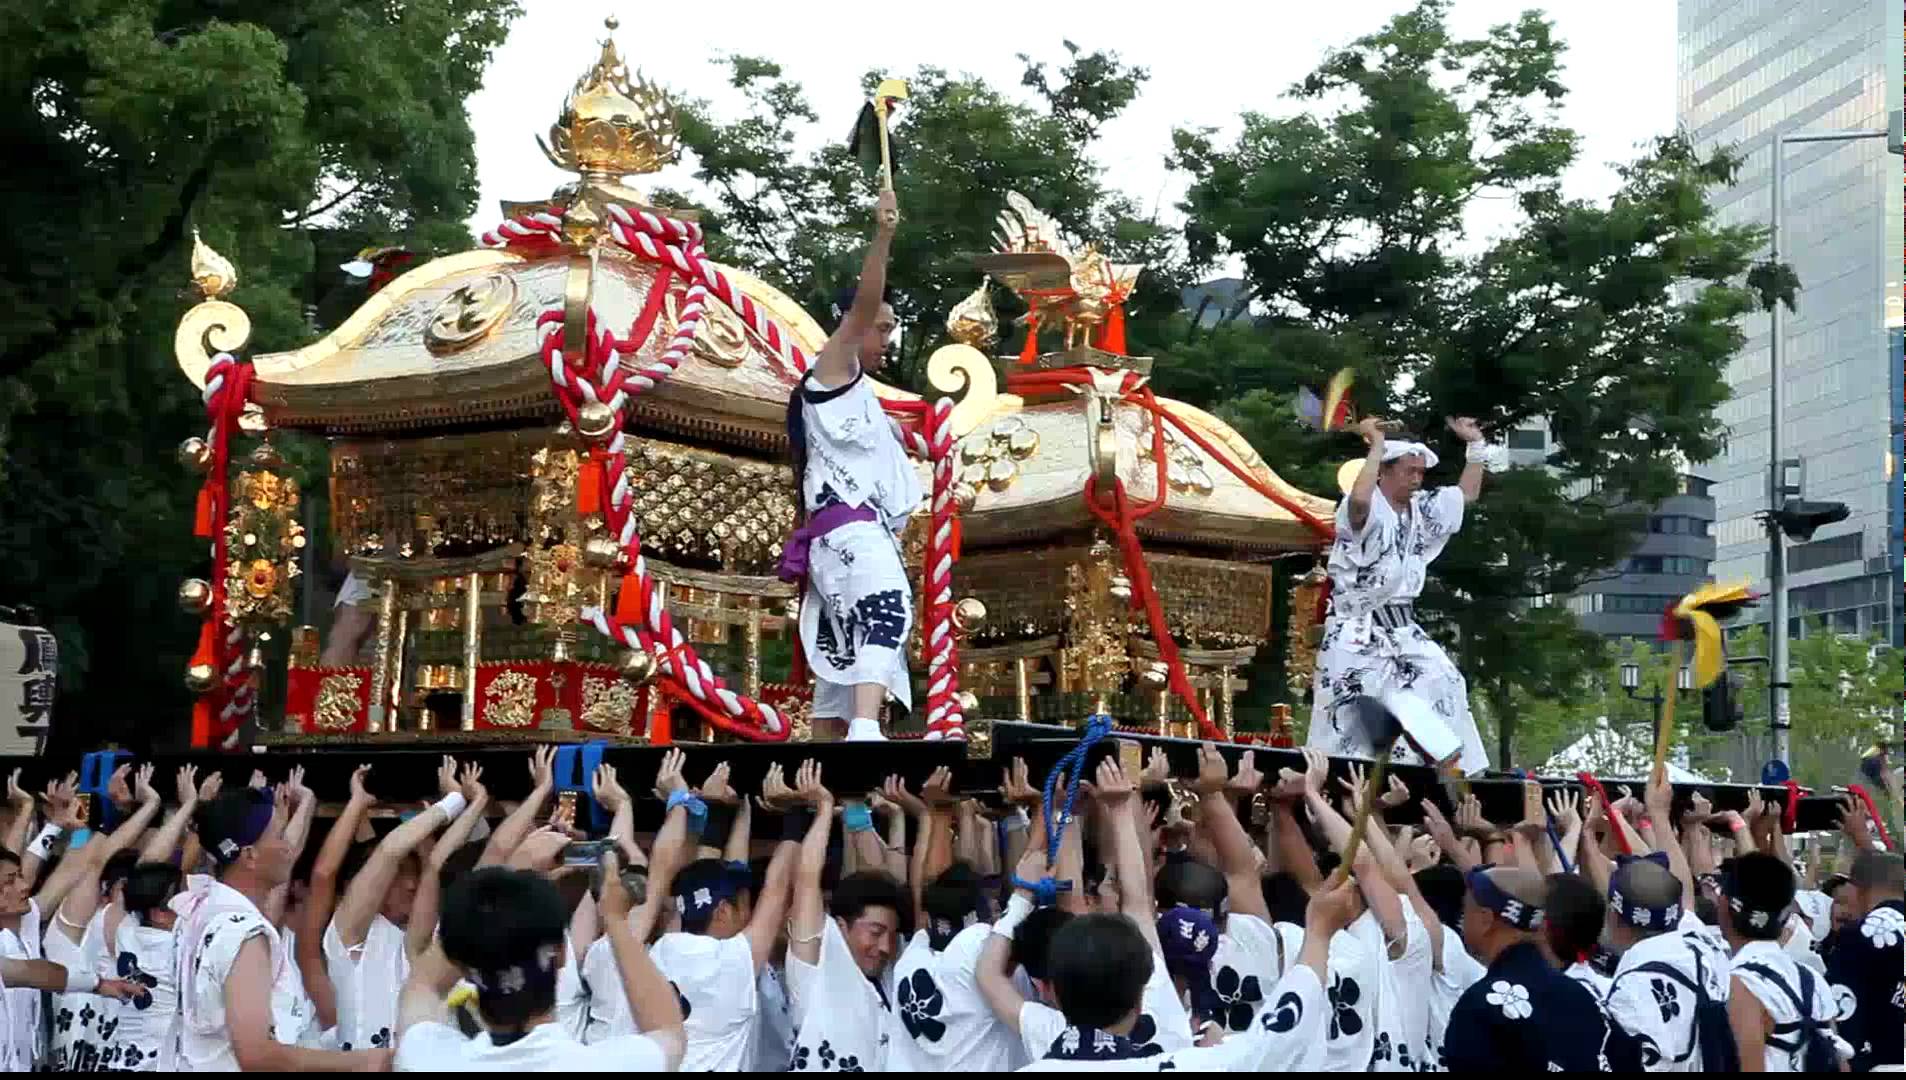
[228,245,916,444]
[950,390,1335,553]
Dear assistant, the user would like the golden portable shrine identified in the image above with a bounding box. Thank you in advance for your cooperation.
[168,20,1340,757]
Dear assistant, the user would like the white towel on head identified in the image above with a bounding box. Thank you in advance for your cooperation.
[1380,440,1439,468]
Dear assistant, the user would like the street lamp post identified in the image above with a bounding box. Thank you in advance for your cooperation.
[1621,660,1693,738]
[1764,126,1892,772]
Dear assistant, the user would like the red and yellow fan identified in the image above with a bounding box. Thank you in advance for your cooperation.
[1653,581,1757,772]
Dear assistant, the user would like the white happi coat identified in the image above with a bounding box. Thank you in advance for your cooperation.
[794,370,922,716]
[1306,485,1489,775]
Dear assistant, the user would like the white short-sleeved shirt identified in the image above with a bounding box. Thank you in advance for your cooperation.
[89,909,180,1071]
[173,879,320,1071]
[1566,959,1613,1003]
[889,925,1025,1071]
[785,917,901,1072]
[1372,905,1432,1071]
[1320,909,1386,1071]
[324,912,409,1053]
[1606,929,1732,1072]
[754,963,797,1072]
[44,907,99,1070]
[650,931,759,1070]
[1205,914,1304,1035]
[798,370,923,530]
[394,1020,666,1072]
[1425,922,1485,1068]
[1733,938,1848,1073]
[1016,965,1328,1073]
[1017,941,1195,1061]
[0,899,43,1071]
[553,934,588,1041]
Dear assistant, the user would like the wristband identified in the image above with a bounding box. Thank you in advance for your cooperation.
[843,803,875,834]
[666,790,709,835]
[1728,818,1747,833]
[27,824,63,860]
[1464,440,1508,471]
[993,893,1034,940]
[1003,809,1030,833]
[703,801,737,842]
[68,828,92,851]
[64,968,98,995]
[431,792,468,821]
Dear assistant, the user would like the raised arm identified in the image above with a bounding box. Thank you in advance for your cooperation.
[641,749,699,913]
[1448,416,1486,503]
[599,848,687,1070]
[786,760,837,968]
[1193,745,1270,922]
[1644,772,1695,909]
[1346,417,1386,532]
[811,189,897,388]
[1338,766,1441,948]
[407,763,489,961]
[479,745,555,868]
[31,774,97,915]
[1304,761,1405,948]
[57,765,163,939]
[977,837,1054,1037]
[300,763,370,1031]
[228,935,392,1071]
[22,771,77,885]
[745,838,798,972]
[882,774,937,926]
[334,757,463,949]
[2,771,31,858]
[1578,790,1615,897]
[1421,797,1478,874]
[1093,753,1160,951]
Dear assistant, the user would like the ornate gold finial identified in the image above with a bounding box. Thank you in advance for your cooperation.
[537,17,680,181]
[190,229,238,299]
[970,191,1146,369]
[946,278,999,351]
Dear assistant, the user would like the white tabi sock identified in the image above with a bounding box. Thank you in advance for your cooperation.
[845,717,887,742]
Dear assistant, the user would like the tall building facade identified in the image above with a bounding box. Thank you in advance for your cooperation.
[1677,0,1905,646]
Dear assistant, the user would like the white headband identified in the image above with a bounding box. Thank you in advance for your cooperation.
[1380,440,1439,469]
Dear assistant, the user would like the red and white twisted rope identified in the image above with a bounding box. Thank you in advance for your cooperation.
[920,396,964,740]
[200,354,256,747]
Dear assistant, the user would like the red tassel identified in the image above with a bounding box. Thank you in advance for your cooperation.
[577,457,603,514]
[1096,303,1127,356]
[1018,315,1040,366]
[191,698,215,749]
[189,620,217,668]
[614,572,642,625]
[194,486,216,538]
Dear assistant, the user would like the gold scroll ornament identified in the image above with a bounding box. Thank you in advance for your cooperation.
[483,670,539,728]
[580,675,638,734]
[314,673,365,731]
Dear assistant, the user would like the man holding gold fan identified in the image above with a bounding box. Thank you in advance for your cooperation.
[1305,415,1503,776]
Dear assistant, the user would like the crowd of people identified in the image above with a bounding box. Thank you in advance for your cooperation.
[0,742,1896,1072]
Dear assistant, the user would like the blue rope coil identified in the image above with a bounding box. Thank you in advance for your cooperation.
[1011,713,1114,907]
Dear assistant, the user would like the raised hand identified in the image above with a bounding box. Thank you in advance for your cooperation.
[653,748,688,800]
[880,775,926,819]
[592,763,627,812]
[1141,747,1171,791]
[874,186,899,231]
[697,762,737,806]
[790,760,830,808]
[1357,415,1385,447]
[598,846,635,920]
[1743,789,1765,824]
[922,766,958,809]
[1228,750,1264,797]
[348,764,374,807]
[435,757,458,799]
[1094,757,1134,809]
[1837,794,1871,844]
[107,764,133,811]
[458,762,486,805]
[173,765,200,809]
[757,763,792,812]
[1191,744,1229,796]
[42,773,81,830]
[285,765,313,807]
[1688,790,1714,826]
[1301,747,1329,797]
[1408,832,1441,871]
[509,826,570,873]
[1445,415,1483,444]
[1643,772,1674,820]
[6,770,27,812]
[547,799,581,840]
[133,763,159,806]
[1547,790,1582,833]
[1381,772,1411,811]
[1004,758,1042,809]
[198,770,224,803]
[529,745,556,792]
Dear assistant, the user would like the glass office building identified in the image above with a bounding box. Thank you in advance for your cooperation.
[1677,0,1904,646]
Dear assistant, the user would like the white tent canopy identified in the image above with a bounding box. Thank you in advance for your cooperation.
[1541,716,1713,783]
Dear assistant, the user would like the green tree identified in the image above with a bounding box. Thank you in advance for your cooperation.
[1,1,520,749]
[1169,0,1789,760]
[654,44,1176,392]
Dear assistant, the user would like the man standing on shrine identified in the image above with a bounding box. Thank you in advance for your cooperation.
[1306,415,1499,775]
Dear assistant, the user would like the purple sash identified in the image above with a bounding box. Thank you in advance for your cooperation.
[777,503,880,583]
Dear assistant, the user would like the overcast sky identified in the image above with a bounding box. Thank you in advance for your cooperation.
[466,0,1678,256]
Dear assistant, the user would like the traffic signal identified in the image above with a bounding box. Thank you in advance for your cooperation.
[1702,670,1744,733]
[1772,499,1850,542]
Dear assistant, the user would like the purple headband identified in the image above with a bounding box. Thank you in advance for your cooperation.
[210,791,275,865]
[1465,867,1545,930]
[470,943,560,1004]
[1609,852,1682,930]
[1157,905,1222,1021]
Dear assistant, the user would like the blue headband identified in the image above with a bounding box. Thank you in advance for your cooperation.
[1465,868,1545,930]
[673,867,745,920]
[1157,905,1222,1022]
[470,942,561,1005]
[1719,864,1786,933]
[210,791,275,865]
[1609,853,1682,930]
